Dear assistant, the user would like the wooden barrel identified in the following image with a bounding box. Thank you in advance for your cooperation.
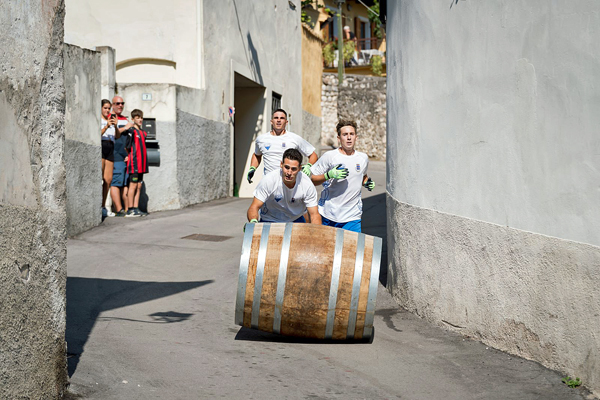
[235,222,382,340]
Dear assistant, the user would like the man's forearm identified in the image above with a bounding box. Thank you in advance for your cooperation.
[308,152,318,165]
[308,208,321,225]
[251,154,262,168]
[311,174,327,186]
[247,206,260,222]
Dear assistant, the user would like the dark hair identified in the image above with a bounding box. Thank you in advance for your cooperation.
[282,148,302,165]
[101,99,111,107]
[272,108,288,119]
[130,109,144,119]
[336,119,358,136]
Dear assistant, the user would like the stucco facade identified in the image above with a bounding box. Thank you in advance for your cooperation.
[386,1,600,395]
[64,43,102,236]
[0,1,69,398]
[65,0,305,202]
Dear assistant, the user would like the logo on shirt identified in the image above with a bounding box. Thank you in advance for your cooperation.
[291,198,295,203]
[282,142,286,148]
[265,145,271,150]
[356,164,361,172]
[274,195,283,202]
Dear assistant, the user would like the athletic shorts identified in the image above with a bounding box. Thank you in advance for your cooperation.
[321,216,361,232]
[101,140,114,162]
[129,173,144,183]
[260,216,306,223]
[111,161,128,187]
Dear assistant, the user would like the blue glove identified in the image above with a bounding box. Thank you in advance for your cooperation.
[247,166,257,184]
[363,177,375,191]
[301,163,312,176]
[324,164,349,180]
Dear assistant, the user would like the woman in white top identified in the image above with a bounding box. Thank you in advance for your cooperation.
[100,99,118,217]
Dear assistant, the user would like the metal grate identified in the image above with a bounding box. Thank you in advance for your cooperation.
[181,233,233,242]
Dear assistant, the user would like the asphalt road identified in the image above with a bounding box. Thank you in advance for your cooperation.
[66,162,589,399]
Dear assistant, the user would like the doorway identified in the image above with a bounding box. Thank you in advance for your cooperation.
[233,73,266,198]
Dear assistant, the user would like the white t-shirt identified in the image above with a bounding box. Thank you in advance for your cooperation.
[253,169,318,222]
[254,131,316,175]
[310,149,369,223]
[101,118,116,142]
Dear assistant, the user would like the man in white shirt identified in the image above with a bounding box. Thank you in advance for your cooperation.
[310,119,375,232]
[247,149,321,224]
[247,109,319,183]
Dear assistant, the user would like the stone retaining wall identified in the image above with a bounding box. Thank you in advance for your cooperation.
[321,73,386,159]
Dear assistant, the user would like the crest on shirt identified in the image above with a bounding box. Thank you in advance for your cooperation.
[275,194,283,202]
[291,197,295,203]
[356,164,361,172]
[282,142,286,148]
[265,145,271,150]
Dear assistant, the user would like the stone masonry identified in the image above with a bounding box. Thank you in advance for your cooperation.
[321,73,386,159]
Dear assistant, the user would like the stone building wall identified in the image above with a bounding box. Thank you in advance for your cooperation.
[386,1,600,395]
[64,43,102,237]
[321,73,386,159]
[0,1,69,398]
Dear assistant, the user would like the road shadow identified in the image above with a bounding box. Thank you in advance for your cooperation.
[234,327,373,344]
[361,192,387,287]
[66,277,213,377]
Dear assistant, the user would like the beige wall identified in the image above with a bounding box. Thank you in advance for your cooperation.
[65,0,201,88]
[302,24,324,118]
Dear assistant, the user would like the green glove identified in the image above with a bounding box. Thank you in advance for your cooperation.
[301,163,312,176]
[363,177,375,191]
[247,166,257,184]
[324,164,349,180]
[244,219,258,232]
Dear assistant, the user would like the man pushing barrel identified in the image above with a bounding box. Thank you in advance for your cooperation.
[247,149,321,224]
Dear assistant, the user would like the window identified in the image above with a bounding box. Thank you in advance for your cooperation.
[272,92,282,117]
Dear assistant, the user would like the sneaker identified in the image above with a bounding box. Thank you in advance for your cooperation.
[106,209,116,217]
[114,210,127,217]
[102,207,107,218]
[136,208,148,217]
[125,209,140,218]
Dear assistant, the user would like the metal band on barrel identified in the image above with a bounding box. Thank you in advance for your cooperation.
[363,237,382,339]
[325,228,345,339]
[346,233,366,339]
[235,223,255,326]
[251,224,271,329]
[273,223,293,334]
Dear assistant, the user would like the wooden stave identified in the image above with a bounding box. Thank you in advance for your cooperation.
[235,222,382,340]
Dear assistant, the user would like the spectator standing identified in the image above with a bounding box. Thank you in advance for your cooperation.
[100,99,119,217]
[343,26,359,66]
[310,119,375,232]
[247,109,318,184]
[110,96,133,216]
[125,109,149,217]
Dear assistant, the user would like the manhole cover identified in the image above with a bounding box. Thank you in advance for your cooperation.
[181,233,233,242]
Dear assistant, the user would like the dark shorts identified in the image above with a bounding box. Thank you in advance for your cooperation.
[129,173,144,183]
[101,140,114,162]
[111,161,128,187]
[260,216,306,223]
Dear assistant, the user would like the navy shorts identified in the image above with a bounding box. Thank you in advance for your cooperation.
[111,161,129,187]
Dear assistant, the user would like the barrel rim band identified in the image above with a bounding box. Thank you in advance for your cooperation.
[346,233,366,339]
[235,223,255,326]
[251,223,271,329]
[273,223,294,334]
[325,228,345,339]
[363,236,382,339]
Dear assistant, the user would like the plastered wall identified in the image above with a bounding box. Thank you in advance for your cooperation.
[0,1,69,398]
[386,1,600,395]
[64,43,102,237]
